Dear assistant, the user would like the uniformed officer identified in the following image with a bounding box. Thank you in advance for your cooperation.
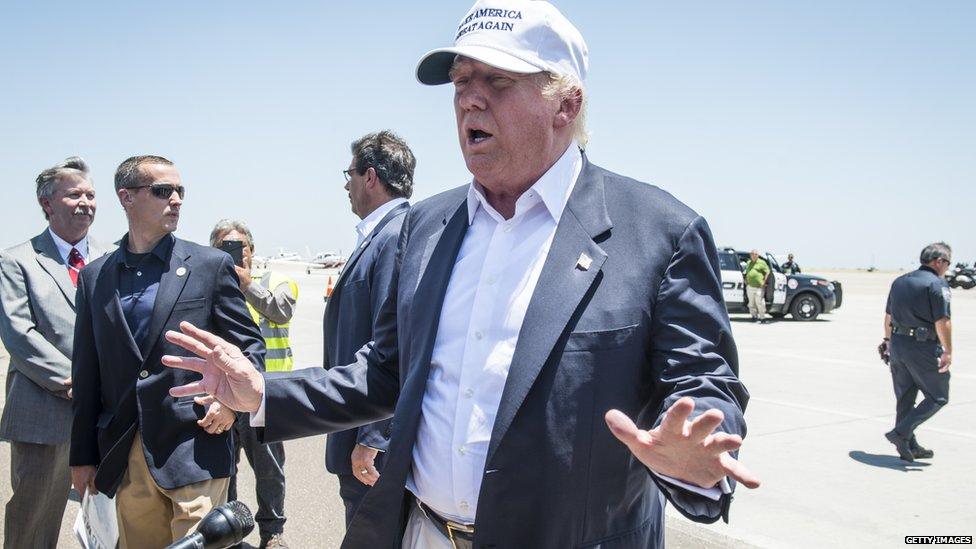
[782,253,801,275]
[880,242,953,462]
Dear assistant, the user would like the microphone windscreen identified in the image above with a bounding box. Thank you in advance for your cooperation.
[227,500,255,534]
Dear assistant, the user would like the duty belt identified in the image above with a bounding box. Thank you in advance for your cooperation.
[416,499,475,546]
[891,324,938,341]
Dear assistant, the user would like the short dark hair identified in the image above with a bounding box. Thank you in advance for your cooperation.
[114,155,174,192]
[919,242,951,265]
[350,131,415,199]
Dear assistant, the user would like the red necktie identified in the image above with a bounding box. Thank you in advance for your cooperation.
[68,248,85,287]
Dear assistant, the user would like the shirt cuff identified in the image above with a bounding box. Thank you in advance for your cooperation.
[651,471,730,501]
[249,393,267,427]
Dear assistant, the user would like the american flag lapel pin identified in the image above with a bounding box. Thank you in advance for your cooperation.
[576,252,592,271]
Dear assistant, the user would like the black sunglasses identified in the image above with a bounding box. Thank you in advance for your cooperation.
[129,183,185,200]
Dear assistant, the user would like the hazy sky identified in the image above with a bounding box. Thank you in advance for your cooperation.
[1,1,972,269]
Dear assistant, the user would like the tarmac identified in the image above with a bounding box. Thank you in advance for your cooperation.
[1,265,972,548]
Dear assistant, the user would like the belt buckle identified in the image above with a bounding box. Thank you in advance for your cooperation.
[445,520,474,548]
[446,520,474,535]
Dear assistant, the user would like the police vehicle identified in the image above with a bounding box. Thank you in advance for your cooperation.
[718,248,843,321]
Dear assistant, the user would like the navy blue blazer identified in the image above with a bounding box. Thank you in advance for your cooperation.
[323,201,408,474]
[262,157,749,548]
[70,236,265,497]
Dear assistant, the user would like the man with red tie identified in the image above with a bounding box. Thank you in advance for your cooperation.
[0,157,113,549]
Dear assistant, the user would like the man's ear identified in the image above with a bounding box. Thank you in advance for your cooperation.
[553,87,583,130]
[117,188,133,209]
[364,167,379,191]
[38,197,54,217]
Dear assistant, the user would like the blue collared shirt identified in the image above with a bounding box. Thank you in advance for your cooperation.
[119,234,173,350]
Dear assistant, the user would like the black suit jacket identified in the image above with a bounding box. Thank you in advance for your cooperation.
[323,201,408,474]
[70,236,265,497]
[261,157,749,548]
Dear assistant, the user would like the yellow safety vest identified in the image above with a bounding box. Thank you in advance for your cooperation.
[246,271,299,372]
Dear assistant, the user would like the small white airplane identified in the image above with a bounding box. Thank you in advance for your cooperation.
[309,251,346,268]
[269,250,304,262]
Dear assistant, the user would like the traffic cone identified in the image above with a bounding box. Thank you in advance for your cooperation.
[326,275,334,300]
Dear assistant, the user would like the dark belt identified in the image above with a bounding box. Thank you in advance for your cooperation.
[891,325,938,341]
[415,499,475,545]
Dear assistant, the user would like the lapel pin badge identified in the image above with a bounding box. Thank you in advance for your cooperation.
[576,253,592,271]
[176,267,187,277]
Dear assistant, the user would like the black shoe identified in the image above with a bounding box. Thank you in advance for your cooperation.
[910,437,935,459]
[885,430,914,462]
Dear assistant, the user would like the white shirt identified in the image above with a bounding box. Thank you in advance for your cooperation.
[405,143,583,522]
[48,228,89,264]
[355,198,408,250]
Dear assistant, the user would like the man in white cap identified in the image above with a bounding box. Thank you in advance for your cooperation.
[163,2,758,547]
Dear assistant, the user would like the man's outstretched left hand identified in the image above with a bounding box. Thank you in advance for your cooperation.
[605,397,760,491]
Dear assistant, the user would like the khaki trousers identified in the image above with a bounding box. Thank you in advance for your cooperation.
[746,285,767,319]
[116,431,229,549]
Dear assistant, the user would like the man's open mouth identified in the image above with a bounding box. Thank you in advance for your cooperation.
[467,128,493,145]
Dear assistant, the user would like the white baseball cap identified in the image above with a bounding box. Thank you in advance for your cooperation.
[416,0,589,86]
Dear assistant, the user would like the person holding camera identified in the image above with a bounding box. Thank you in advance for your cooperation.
[880,242,953,462]
[210,219,297,549]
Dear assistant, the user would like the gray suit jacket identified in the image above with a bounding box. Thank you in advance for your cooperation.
[0,230,112,444]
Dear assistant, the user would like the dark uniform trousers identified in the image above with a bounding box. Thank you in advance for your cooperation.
[228,420,287,538]
[889,337,950,438]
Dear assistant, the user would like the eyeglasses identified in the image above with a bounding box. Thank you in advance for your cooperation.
[128,183,185,200]
[342,168,358,183]
[937,258,951,265]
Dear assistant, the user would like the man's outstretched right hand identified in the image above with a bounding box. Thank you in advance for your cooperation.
[162,321,265,413]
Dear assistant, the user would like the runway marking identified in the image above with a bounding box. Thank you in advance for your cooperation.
[741,349,976,381]
[750,396,976,440]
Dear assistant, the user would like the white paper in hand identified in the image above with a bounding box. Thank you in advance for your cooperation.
[73,491,119,549]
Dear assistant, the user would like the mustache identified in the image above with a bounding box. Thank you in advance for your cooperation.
[73,207,94,216]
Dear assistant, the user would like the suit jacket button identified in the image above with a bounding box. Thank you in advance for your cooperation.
[139,370,149,379]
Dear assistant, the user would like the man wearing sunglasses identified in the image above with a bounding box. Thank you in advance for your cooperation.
[881,242,954,462]
[68,155,266,548]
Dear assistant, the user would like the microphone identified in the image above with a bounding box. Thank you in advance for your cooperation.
[166,500,254,549]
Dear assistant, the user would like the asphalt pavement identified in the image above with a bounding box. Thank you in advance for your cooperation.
[1,265,972,547]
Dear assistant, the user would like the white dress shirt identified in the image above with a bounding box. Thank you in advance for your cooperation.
[48,228,89,263]
[355,198,408,250]
[405,143,583,522]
